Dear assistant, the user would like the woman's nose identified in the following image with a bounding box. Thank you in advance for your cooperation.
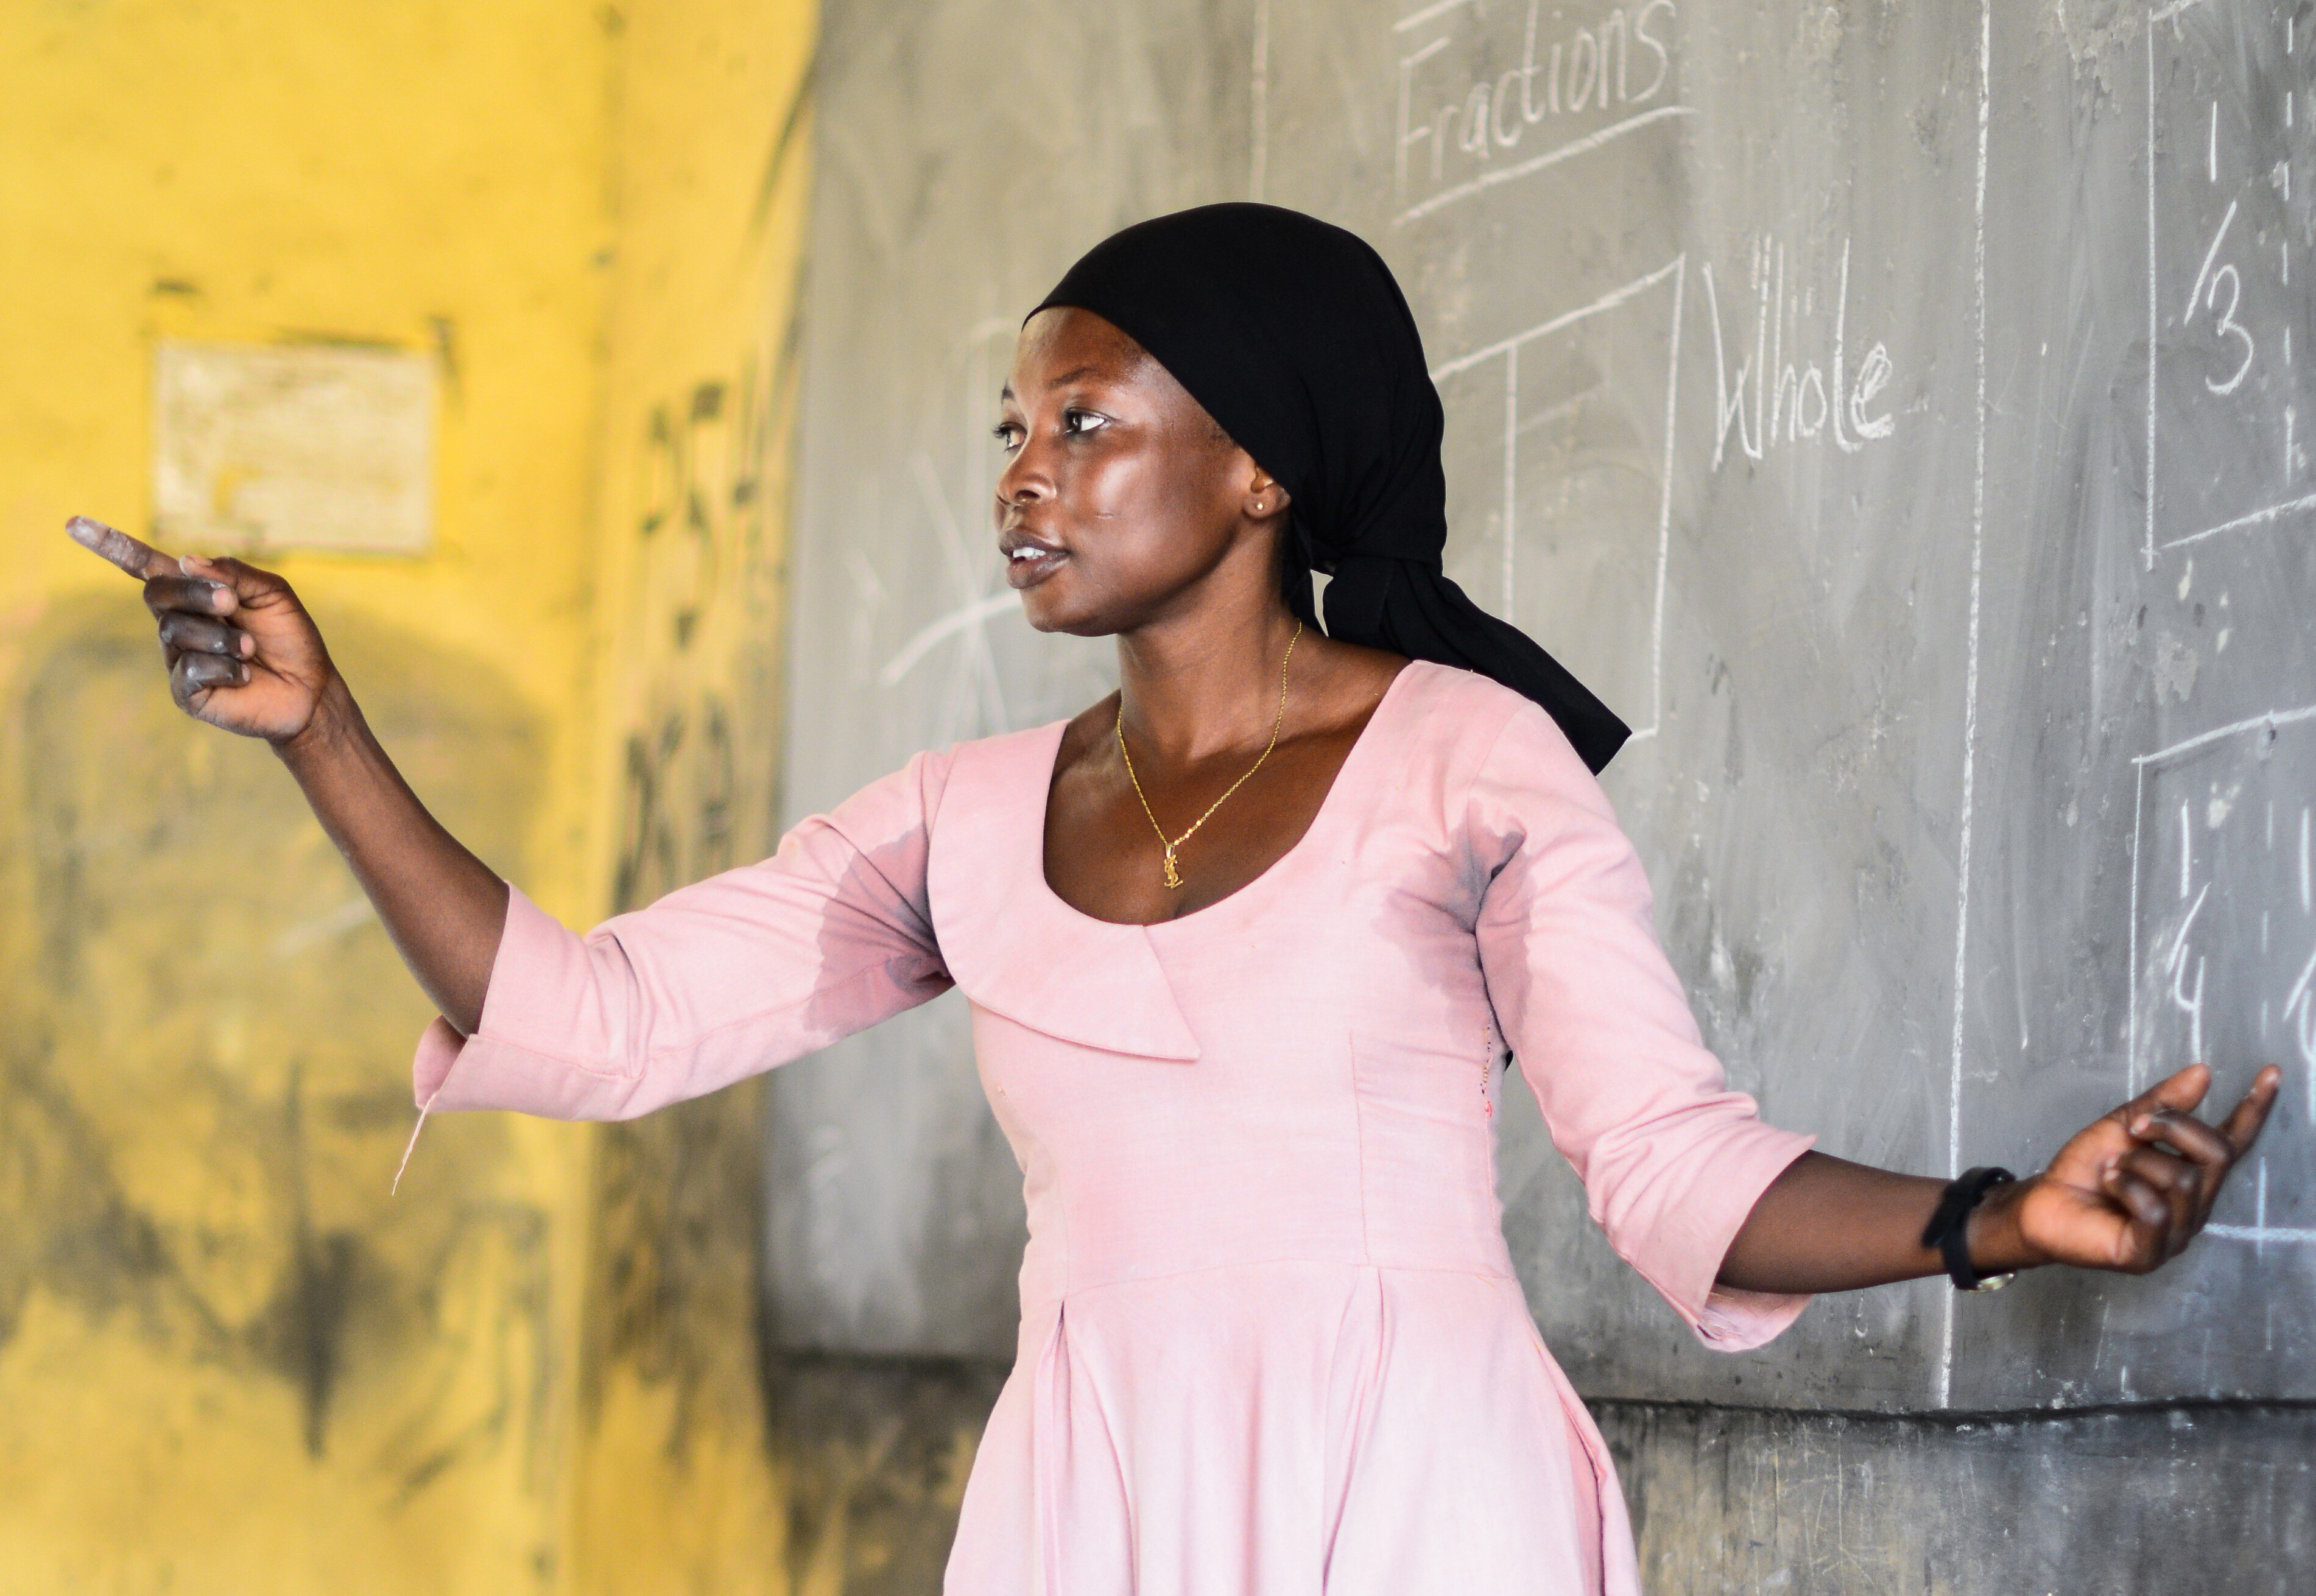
[996,451,1047,510]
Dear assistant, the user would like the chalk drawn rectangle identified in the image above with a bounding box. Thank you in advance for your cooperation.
[2130,706,2316,1244]
[153,340,436,555]
[1430,257,1683,740]
[2142,0,2315,563]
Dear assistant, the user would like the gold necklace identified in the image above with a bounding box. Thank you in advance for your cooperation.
[1114,621,1303,891]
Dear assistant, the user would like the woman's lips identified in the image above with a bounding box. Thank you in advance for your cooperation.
[1004,544,1067,589]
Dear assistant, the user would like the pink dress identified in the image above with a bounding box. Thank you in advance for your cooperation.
[412,661,1814,1595]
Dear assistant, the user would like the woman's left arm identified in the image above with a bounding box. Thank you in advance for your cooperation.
[1717,1063,2282,1295]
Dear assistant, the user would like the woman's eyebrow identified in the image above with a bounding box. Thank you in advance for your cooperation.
[1003,365,1111,407]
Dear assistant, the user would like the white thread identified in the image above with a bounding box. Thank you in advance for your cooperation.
[392,1088,443,1195]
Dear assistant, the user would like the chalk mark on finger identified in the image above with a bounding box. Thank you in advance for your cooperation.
[66,515,160,577]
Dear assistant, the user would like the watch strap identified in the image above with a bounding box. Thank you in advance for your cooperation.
[1921,1166,2016,1292]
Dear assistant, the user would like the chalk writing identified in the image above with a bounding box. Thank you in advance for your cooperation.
[1701,235,1898,471]
[1393,0,1688,223]
[2118,2,2315,1257]
[2131,708,2316,1244]
[2144,0,2315,562]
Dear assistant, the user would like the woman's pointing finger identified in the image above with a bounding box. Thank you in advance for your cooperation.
[66,515,175,580]
[2217,1065,2283,1156]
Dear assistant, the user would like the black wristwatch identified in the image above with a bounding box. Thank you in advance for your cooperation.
[1920,1166,2017,1292]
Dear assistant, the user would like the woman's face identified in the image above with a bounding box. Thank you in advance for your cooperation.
[994,308,1283,636]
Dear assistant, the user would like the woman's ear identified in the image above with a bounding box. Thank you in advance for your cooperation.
[1246,471,1292,521]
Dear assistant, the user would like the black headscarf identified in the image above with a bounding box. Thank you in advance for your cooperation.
[1032,202,1630,773]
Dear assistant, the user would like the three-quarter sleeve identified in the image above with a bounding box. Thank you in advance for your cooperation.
[411,748,956,1123]
[1469,703,1814,1351]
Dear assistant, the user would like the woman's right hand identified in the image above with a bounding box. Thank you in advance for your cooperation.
[68,512,510,1046]
[69,516,336,743]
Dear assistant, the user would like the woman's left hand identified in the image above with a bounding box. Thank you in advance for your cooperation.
[1983,1063,2283,1274]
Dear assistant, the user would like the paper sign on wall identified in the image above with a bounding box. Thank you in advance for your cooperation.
[153,340,435,554]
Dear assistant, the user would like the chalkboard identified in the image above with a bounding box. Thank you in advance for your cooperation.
[771,0,2315,1410]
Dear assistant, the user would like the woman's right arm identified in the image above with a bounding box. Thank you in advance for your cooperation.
[70,516,507,1033]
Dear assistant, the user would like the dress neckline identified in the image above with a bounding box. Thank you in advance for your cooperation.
[1032,659,1421,931]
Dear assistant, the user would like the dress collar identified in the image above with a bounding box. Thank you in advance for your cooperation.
[926,723,1203,1062]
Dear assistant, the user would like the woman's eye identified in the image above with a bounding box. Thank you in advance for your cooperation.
[1063,410,1108,436]
[993,423,1022,451]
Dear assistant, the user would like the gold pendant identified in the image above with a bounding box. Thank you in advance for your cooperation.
[1162,848,1183,890]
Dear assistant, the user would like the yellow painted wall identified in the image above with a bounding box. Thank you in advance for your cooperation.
[0,0,813,1589]
[569,0,812,1590]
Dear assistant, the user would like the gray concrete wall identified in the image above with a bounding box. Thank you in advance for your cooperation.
[762,1356,2316,1593]
[1601,1399,2316,1595]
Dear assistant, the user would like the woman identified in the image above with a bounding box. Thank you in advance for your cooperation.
[77,205,2276,1595]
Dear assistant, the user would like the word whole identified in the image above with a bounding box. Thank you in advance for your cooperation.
[1703,235,1898,469]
